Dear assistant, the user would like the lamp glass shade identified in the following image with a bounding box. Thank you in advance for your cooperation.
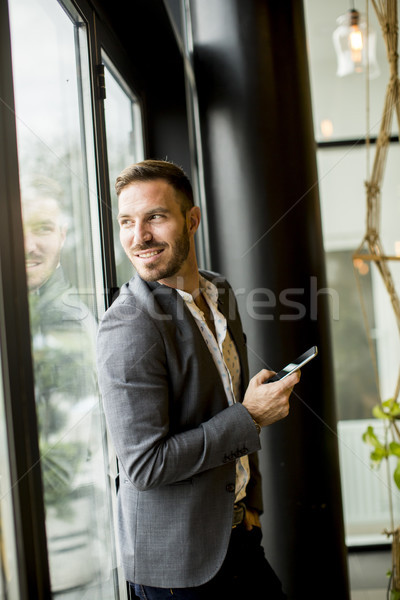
[332,9,380,78]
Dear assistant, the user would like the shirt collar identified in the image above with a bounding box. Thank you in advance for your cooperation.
[176,275,219,307]
[199,275,219,306]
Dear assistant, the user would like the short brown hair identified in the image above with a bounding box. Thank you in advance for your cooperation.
[115,159,194,213]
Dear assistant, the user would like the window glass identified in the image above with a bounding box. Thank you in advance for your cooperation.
[103,55,144,287]
[8,0,122,596]
[0,356,20,600]
[181,0,211,269]
[305,0,400,544]
[318,144,400,413]
[325,250,377,421]
[304,0,394,142]
[317,137,400,545]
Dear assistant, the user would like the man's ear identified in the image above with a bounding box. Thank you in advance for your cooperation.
[60,225,68,249]
[187,206,201,235]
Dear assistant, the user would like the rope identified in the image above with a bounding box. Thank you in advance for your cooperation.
[353,3,400,572]
[354,0,400,404]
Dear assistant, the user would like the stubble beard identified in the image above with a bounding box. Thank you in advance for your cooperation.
[131,222,190,283]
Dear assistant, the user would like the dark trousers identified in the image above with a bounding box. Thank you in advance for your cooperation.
[129,524,287,599]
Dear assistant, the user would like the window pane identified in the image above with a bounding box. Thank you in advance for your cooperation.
[315,136,400,542]
[304,0,395,142]
[103,55,144,286]
[318,144,400,406]
[0,355,20,600]
[325,250,377,421]
[8,0,122,595]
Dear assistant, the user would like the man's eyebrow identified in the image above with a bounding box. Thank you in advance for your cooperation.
[117,206,170,220]
[145,206,170,215]
[31,218,56,226]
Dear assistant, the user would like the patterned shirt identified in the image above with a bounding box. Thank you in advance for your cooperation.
[177,276,250,502]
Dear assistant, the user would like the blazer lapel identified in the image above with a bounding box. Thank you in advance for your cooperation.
[133,273,249,397]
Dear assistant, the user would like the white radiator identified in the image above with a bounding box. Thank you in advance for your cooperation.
[337,419,400,546]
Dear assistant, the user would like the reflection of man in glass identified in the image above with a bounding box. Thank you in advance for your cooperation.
[22,179,97,355]
[21,179,102,592]
[22,176,98,448]
[24,194,67,293]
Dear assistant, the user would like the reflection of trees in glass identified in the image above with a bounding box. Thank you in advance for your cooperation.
[31,325,86,512]
[10,0,117,589]
[326,250,378,420]
[28,269,98,515]
[20,138,101,524]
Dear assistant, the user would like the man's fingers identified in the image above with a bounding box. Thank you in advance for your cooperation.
[253,367,301,388]
[253,369,276,385]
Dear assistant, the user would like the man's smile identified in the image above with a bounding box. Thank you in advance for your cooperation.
[134,248,164,259]
[26,257,42,268]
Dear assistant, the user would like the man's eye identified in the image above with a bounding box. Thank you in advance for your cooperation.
[119,219,132,228]
[34,225,54,235]
[149,214,164,221]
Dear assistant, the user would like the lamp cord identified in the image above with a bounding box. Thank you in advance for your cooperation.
[366,0,371,181]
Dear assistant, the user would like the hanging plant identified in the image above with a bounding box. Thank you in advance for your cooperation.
[363,399,400,487]
[363,399,400,598]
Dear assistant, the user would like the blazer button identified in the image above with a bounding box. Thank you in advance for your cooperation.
[226,483,235,493]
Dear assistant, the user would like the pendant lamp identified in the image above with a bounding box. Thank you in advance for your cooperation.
[332,7,379,78]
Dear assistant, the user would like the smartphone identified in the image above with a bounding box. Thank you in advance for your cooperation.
[266,346,318,383]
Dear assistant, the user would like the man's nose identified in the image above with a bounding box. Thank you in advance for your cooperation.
[133,221,152,244]
[24,231,38,253]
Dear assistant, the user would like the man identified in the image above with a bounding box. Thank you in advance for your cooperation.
[96,160,300,599]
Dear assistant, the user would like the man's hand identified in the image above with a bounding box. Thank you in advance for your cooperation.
[243,369,300,428]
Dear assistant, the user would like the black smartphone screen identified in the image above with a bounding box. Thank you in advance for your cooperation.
[266,346,318,383]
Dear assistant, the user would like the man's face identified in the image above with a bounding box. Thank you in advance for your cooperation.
[23,198,67,292]
[118,179,193,283]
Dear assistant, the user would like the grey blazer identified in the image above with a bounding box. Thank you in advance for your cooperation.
[96,270,263,588]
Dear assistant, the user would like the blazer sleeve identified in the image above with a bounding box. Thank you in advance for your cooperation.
[96,294,261,492]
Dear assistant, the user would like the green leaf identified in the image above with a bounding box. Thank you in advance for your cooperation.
[362,425,376,444]
[370,448,387,464]
[380,398,400,418]
[372,404,390,419]
[363,426,384,450]
[392,405,400,417]
[390,591,400,600]
[387,400,400,418]
[382,398,395,408]
[382,398,396,409]
[394,459,400,490]
[371,399,400,420]
[389,442,400,457]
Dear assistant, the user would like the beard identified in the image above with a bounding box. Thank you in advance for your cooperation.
[131,222,190,282]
